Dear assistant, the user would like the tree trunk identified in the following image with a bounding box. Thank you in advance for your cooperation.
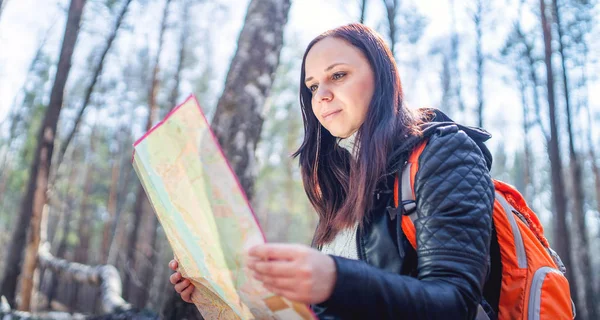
[449,0,465,114]
[44,147,80,309]
[131,217,159,308]
[552,0,596,318]
[99,128,132,310]
[515,24,549,139]
[54,0,133,174]
[0,162,10,214]
[592,149,600,219]
[147,0,171,128]
[46,202,74,309]
[382,0,398,56]
[0,0,6,23]
[474,0,485,128]
[591,142,600,315]
[516,62,535,201]
[102,153,120,263]
[107,126,133,267]
[17,204,49,311]
[74,127,96,266]
[210,0,291,200]
[438,54,452,115]
[69,127,96,309]
[580,47,600,236]
[168,0,189,112]
[164,0,302,305]
[125,0,172,305]
[539,0,579,312]
[584,67,600,289]
[0,0,87,308]
[359,0,367,23]
[124,152,148,299]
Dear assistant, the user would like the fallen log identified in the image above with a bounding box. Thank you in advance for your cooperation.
[37,242,130,314]
[1,295,86,319]
[1,295,158,319]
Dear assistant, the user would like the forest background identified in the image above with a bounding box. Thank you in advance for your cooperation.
[0,0,598,318]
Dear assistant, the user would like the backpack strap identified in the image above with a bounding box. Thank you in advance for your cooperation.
[393,141,427,250]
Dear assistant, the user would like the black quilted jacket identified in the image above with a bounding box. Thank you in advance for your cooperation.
[312,116,495,320]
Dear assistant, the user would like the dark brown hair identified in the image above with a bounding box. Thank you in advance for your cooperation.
[293,23,424,246]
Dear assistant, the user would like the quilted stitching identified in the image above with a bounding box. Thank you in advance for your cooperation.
[414,129,494,273]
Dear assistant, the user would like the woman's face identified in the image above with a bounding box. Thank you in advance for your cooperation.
[304,37,375,138]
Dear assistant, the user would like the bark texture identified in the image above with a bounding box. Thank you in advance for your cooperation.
[211,0,291,200]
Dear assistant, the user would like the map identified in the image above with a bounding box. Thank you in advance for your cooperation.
[132,95,315,320]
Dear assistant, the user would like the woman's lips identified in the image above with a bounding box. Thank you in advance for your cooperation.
[322,110,342,121]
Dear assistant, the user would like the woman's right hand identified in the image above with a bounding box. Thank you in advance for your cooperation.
[169,259,195,303]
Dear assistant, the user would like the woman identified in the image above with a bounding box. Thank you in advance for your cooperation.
[169,23,495,319]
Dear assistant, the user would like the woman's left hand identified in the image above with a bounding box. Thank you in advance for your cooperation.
[247,243,336,304]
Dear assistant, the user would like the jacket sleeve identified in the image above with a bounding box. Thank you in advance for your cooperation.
[318,129,494,319]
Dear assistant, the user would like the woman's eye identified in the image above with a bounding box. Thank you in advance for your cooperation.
[332,72,346,80]
[309,84,318,92]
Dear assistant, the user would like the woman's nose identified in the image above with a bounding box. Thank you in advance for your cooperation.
[315,86,333,102]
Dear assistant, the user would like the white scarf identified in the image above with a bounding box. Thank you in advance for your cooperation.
[320,131,360,260]
[337,131,359,159]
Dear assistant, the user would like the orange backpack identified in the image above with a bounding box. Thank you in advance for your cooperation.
[394,140,575,320]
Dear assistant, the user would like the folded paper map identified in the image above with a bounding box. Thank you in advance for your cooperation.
[132,95,315,320]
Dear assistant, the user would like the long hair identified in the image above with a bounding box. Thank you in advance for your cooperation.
[293,23,424,246]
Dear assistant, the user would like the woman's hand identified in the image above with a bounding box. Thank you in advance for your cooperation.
[169,259,195,303]
[247,243,337,304]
